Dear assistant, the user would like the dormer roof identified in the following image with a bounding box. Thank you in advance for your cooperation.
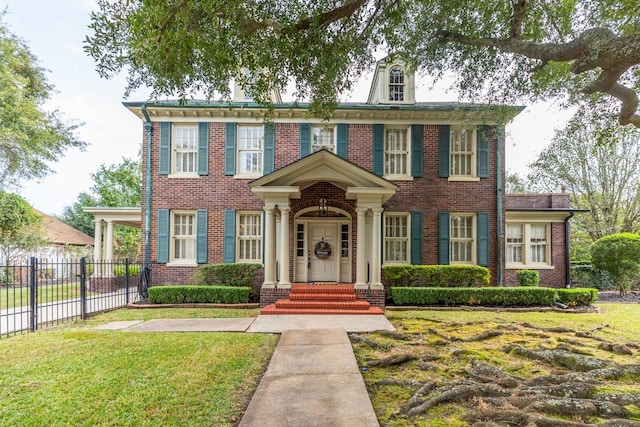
[367,56,415,105]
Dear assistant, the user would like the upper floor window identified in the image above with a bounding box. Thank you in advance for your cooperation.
[389,66,405,102]
[312,125,336,153]
[237,212,262,263]
[237,125,264,176]
[173,125,198,174]
[450,127,476,177]
[450,214,475,264]
[172,211,196,263]
[506,223,550,267]
[384,213,409,263]
[385,127,410,179]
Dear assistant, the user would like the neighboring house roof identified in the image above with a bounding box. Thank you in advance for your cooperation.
[37,211,93,246]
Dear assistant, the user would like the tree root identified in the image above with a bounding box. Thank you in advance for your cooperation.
[350,334,390,350]
[367,353,417,367]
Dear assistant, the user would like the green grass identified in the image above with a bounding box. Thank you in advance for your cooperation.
[0,283,88,310]
[0,314,277,426]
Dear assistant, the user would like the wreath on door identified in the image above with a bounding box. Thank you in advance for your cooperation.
[314,240,332,260]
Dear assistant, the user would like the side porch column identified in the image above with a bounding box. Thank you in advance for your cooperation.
[278,207,291,288]
[93,219,103,276]
[355,207,368,289]
[104,219,114,277]
[370,208,383,289]
[262,207,276,288]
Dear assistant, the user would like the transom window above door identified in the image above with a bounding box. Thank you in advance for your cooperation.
[312,125,336,153]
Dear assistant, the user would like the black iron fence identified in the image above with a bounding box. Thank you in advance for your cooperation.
[0,257,146,339]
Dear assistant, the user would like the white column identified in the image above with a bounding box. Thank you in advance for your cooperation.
[355,208,368,289]
[263,207,276,288]
[104,220,114,277]
[278,207,291,288]
[370,208,383,289]
[93,219,103,276]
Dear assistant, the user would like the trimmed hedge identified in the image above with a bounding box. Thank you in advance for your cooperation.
[557,288,599,306]
[390,286,598,307]
[384,265,490,288]
[113,264,141,277]
[148,286,251,304]
[191,263,260,287]
[516,269,540,286]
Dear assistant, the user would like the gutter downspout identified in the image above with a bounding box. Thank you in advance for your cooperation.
[496,125,504,287]
[141,105,152,270]
[564,211,575,288]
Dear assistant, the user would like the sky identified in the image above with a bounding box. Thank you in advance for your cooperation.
[2,0,574,216]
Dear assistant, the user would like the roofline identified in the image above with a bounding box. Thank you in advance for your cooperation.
[505,208,590,213]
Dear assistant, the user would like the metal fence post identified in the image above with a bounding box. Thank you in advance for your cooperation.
[125,258,130,305]
[29,257,37,332]
[80,257,87,320]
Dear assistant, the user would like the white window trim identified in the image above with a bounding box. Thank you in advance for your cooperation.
[448,126,477,181]
[506,222,553,269]
[388,64,406,103]
[236,211,263,264]
[235,125,264,179]
[169,124,199,178]
[384,125,412,181]
[167,210,197,267]
[383,212,411,265]
[450,213,476,265]
[311,124,337,154]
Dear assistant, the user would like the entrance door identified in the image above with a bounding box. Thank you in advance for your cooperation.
[308,222,338,282]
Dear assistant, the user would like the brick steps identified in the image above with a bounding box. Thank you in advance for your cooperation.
[260,283,384,315]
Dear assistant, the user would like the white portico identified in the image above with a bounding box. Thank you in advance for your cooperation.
[249,150,397,291]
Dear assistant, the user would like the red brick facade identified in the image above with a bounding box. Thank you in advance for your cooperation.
[134,105,575,293]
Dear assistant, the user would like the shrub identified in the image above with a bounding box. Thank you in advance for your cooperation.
[383,265,490,288]
[191,263,260,287]
[557,288,598,307]
[590,233,640,295]
[516,270,540,287]
[390,287,557,307]
[570,262,615,290]
[148,285,251,304]
[113,264,141,277]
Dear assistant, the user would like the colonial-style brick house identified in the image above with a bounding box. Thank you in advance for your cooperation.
[122,57,579,309]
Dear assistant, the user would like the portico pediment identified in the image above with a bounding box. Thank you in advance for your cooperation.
[249,150,397,202]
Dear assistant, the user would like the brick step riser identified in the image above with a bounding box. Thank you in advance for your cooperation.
[289,294,357,301]
[275,301,372,310]
[261,307,385,315]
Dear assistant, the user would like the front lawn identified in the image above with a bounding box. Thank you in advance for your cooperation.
[0,314,276,426]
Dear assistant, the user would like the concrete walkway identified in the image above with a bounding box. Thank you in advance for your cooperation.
[96,316,393,426]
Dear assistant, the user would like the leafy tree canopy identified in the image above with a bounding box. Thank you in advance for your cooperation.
[0,13,86,187]
[86,1,640,125]
[0,189,46,262]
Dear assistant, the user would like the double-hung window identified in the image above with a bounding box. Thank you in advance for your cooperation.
[384,213,409,263]
[385,127,410,179]
[506,223,551,267]
[171,211,196,263]
[450,127,476,177]
[450,214,475,263]
[173,125,198,175]
[312,125,336,153]
[237,212,262,263]
[237,125,263,176]
[389,66,405,102]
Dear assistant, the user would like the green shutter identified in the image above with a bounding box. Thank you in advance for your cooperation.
[198,123,209,175]
[372,124,384,176]
[159,122,171,175]
[438,211,450,265]
[438,125,450,178]
[225,123,236,175]
[223,210,236,263]
[157,209,169,263]
[477,211,489,266]
[264,123,275,174]
[337,124,348,159]
[477,125,490,178]
[300,123,311,158]
[196,209,208,264]
[411,124,423,177]
[410,211,423,264]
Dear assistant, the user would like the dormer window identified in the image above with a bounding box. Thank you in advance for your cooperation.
[389,66,405,102]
